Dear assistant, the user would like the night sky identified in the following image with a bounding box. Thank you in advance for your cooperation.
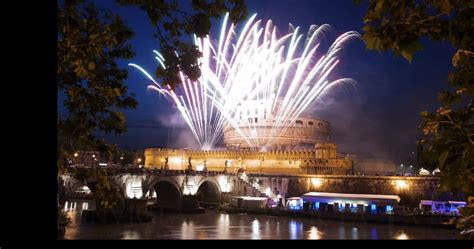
[91,0,455,165]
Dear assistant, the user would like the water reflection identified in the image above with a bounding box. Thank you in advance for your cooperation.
[123,231,140,240]
[64,200,94,212]
[395,231,409,240]
[307,226,323,240]
[351,227,359,240]
[181,220,196,239]
[63,199,458,240]
[289,220,303,239]
[338,226,346,239]
[370,228,378,240]
[217,214,229,239]
[251,219,260,239]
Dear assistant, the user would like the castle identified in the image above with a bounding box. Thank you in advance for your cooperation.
[144,99,352,175]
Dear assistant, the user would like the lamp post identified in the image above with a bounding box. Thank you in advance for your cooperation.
[400,164,404,176]
[137,158,142,168]
[120,155,124,167]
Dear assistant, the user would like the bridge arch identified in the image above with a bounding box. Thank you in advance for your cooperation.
[195,177,222,204]
[149,178,183,211]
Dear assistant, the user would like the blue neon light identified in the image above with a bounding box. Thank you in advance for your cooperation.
[371,204,376,211]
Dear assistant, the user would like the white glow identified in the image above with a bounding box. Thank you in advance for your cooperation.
[307,226,323,240]
[395,232,409,240]
[311,178,322,187]
[130,13,359,150]
[265,187,272,196]
[395,180,408,189]
[252,219,261,239]
[126,178,143,199]
[196,165,205,171]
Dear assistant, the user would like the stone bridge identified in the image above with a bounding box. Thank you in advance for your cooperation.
[60,170,238,210]
[60,169,441,210]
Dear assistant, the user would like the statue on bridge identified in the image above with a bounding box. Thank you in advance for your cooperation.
[203,160,208,172]
[186,156,194,174]
[164,157,169,170]
[224,160,229,173]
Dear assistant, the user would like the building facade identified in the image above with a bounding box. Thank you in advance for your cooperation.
[144,142,351,175]
[145,98,351,175]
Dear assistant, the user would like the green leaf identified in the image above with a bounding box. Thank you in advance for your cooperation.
[89,34,99,41]
[374,0,385,18]
[438,0,452,15]
[439,151,449,168]
[401,50,413,63]
[363,33,383,50]
[88,62,95,70]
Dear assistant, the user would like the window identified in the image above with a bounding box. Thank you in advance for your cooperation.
[255,118,258,123]
[386,205,393,214]
[296,120,303,125]
[308,121,314,126]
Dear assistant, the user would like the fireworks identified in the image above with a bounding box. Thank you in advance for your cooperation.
[129,13,359,150]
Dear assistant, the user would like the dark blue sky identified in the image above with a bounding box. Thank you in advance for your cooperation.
[93,0,455,165]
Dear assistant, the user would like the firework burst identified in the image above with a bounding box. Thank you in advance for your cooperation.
[130,13,359,150]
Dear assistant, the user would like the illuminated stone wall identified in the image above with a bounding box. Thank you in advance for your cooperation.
[223,117,331,150]
[279,175,440,206]
[230,174,440,207]
[144,144,350,175]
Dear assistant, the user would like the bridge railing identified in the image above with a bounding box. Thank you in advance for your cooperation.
[69,166,230,175]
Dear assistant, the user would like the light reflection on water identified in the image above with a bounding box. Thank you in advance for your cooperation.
[63,200,458,240]
[307,226,323,240]
[395,231,409,240]
[251,219,260,239]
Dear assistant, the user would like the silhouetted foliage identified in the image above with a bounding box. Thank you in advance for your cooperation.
[356,0,473,236]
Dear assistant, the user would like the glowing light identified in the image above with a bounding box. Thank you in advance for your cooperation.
[265,187,272,196]
[311,178,322,187]
[126,178,143,199]
[130,13,359,150]
[307,226,323,240]
[74,153,78,157]
[252,219,261,239]
[395,231,409,240]
[196,165,205,171]
[395,180,408,189]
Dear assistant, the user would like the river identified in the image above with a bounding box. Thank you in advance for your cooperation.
[63,199,459,240]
